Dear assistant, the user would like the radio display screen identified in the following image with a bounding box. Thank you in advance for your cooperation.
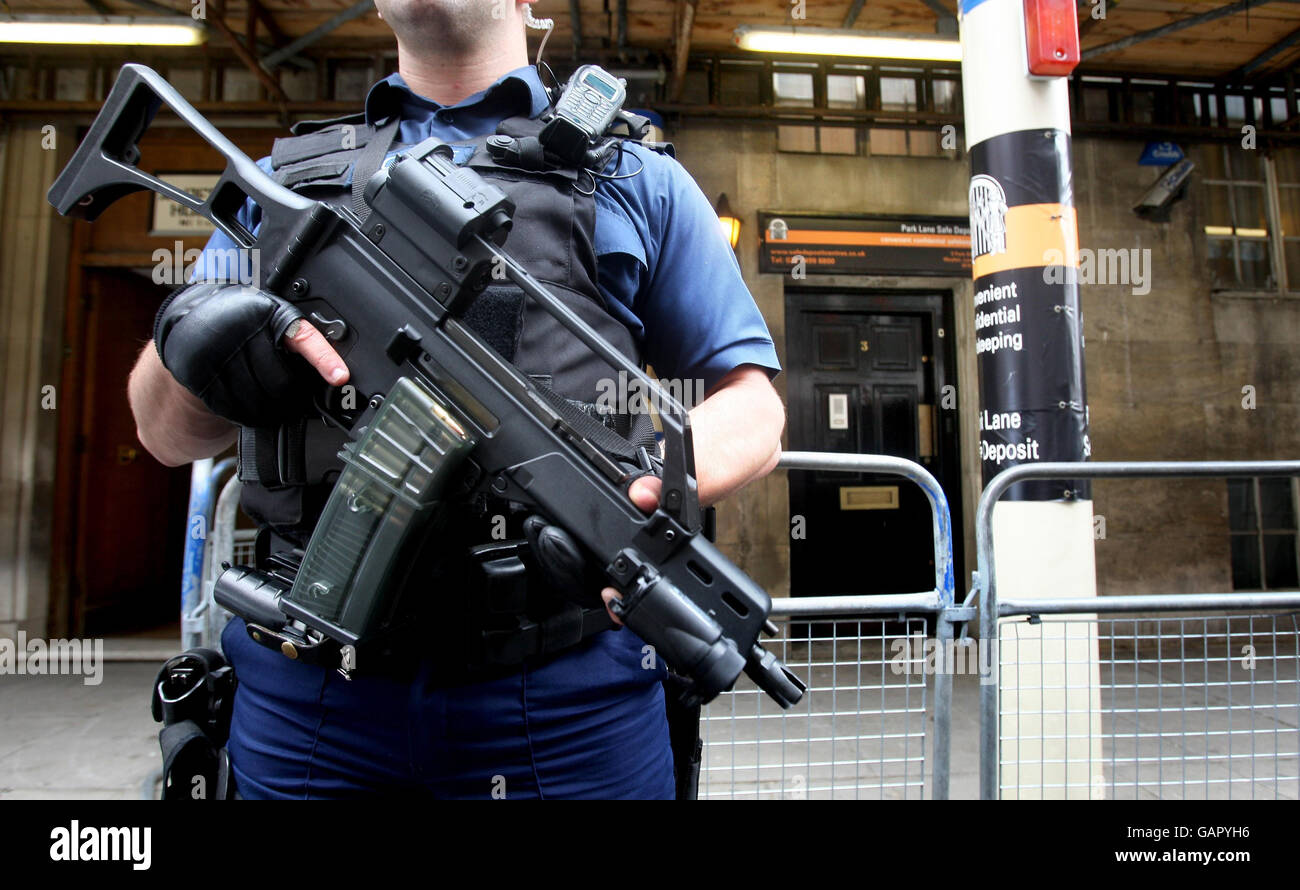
[584,73,617,98]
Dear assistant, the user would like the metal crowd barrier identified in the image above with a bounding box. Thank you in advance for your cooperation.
[186,450,1300,801]
[181,457,233,651]
[185,465,253,653]
[699,451,959,800]
[974,461,1300,800]
[186,449,963,799]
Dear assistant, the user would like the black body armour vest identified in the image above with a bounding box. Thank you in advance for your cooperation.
[240,112,649,548]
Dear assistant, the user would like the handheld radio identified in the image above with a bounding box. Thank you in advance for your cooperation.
[540,65,628,166]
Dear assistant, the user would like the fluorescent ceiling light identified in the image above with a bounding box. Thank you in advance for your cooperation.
[0,15,206,46]
[735,26,961,62]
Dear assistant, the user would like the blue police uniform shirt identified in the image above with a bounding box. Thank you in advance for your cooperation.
[193,65,779,392]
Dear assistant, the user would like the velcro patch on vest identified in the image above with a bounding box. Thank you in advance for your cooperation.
[272,126,372,169]
[460,285,525,362]
[274,159,352,189]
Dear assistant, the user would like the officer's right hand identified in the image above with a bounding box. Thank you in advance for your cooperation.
[154,281,350,428]
[599,475,662,627]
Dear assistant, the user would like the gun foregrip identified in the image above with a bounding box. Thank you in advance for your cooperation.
[610,564,747,705]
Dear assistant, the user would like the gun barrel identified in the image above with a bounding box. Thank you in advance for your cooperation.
[747,644,807,709]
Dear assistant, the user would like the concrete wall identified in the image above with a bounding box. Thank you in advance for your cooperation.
[1074,137,1300,595]
[669,121,977,596]
[670,121,1300,599]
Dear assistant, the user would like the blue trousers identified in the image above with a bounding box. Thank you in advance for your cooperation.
[221,618,676,799]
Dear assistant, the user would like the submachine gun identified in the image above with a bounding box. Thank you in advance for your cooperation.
[48,64,805,709]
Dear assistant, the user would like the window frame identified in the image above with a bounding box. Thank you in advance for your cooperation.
[1228,477,1300,591]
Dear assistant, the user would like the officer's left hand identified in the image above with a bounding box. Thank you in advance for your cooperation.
[599,475,662,626]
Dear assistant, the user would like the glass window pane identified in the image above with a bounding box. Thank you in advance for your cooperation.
[1275,149,1300,184]
[1232,184,1266,230]
[933,79,959,114]
[55,68,89,102]
[880,77,918,111]
[869,128,909,156]
[1199,144,1228,180]
[1228,479,1257,531]
[720,68,762,105]
[1204,184,1233,226]
[1082,87,1110,121]
[1208,237,1238,289]
[170,68,204,103]
[1259,478,1295,529]
[1284,240,1300,288]
[777,125,817,152]
[1237,237,1273,288]
[1231,535,1262,589]
[773,72,814,107]
[1132,89,1155,125]
[1224,94,1246,123]
[1272,97,1290,125]
[827,74,865,109]
[1277,186,1300,236]
[223,68,261,102]
[1263,533,1299,588]
[1227,148,1262,181]
[818,126,858,155]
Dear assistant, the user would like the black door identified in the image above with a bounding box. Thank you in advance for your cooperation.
[786,290,962,597]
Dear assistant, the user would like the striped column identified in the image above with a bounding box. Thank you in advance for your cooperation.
[960,0,1103,799]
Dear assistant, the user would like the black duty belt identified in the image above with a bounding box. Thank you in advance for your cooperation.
[238,532,617,685]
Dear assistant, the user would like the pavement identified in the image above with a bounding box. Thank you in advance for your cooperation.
[1,626,1294,800]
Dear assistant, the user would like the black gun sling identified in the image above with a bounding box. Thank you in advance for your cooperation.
[231,110,656,679]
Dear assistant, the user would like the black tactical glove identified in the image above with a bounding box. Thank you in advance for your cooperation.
[153,281,313,427]
[524,514,606,608]
[522,451,663,610]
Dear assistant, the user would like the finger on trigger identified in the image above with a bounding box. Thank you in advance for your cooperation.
[600,588,625,627]
[283,318,349,385]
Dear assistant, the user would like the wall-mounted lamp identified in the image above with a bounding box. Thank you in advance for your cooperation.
[0,15,207,46]
[716,193,741,249]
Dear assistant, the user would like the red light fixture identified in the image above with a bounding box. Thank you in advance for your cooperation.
[1023,0,1080,77]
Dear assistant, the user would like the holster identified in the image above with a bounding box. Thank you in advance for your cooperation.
[150,648,238,800]
[664,670,703,800]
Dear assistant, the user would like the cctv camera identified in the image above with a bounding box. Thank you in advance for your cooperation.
[1134,158,1195,222]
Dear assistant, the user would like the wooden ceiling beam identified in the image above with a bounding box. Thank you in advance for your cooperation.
[1082,0,1300,62]
[670,0,699,102]
[250,0,288,47]
[570,0,583,58]
[1078,0,1118,39]
[1227,23,1300,80]
[260,0,376,69]
[210,0,289,106]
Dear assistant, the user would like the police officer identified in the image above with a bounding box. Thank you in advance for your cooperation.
[128,0,784,798]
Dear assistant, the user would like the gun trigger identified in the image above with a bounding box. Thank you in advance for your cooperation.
[636,446,652,473]
[309,312,348,342]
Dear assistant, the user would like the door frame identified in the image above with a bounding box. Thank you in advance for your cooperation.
[782,282,968,597]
